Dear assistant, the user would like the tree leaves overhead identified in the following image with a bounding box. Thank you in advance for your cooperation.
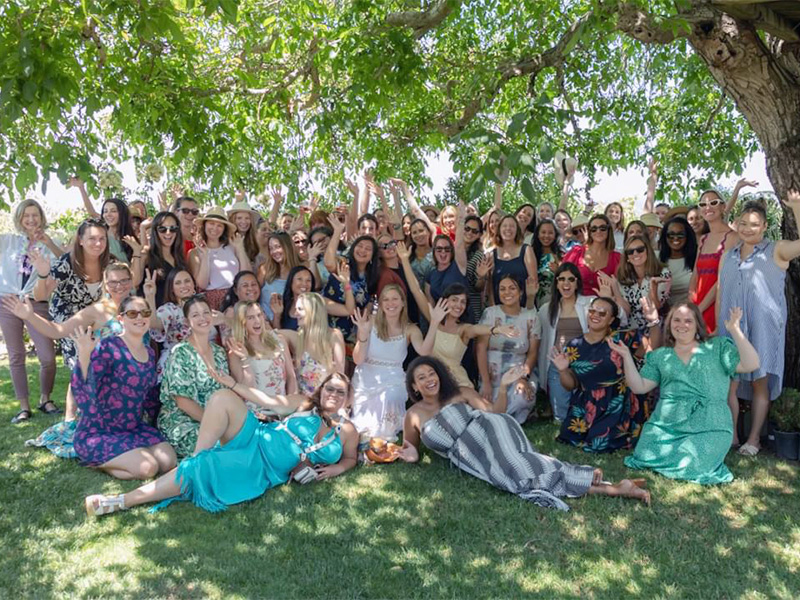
[0,0,757,209]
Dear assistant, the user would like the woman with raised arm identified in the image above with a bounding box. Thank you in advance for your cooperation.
[616,304,759,483]
[537,264,594,422]
[350,286,447,442]
[189,208,251,311]
[129,211,186,306]
[398,357,650,509]
[658,217,697,306]
[553,296,660,453]
[563,214,621,297]
[228,201,261,262]
[226,300,297,421]
[257,231,302,320]
[690,190,739,334]
[406,218,435,288]
[717,193,800,455]
[270,265,316,331]
[100,198,136,263]
[532,219,562,308]
[462,215,486,324]
[85,371,359,516]
[0,199,61,423]
[423,204,470,303]
[488,215,539,308]
[476,274,541,423]
[280,292,346,395]
[70,297,176,479]
[157,295,230,458]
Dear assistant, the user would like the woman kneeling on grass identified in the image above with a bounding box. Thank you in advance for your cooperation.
[85,372,358,516]
[397,357,650,510]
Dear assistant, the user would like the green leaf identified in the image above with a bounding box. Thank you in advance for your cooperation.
[520,177,536,204]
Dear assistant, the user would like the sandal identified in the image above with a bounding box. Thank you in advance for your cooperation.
[85,494,127,517]
[37,401,62,415]
[11,410,32,424]
[738,443,760,457]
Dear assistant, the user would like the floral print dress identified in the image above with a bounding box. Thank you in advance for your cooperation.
[157,341,229,458]
[72,336,164,466]
[150,303,191,382]
[557,330,646,453]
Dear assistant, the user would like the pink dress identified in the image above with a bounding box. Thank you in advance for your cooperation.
[563,245,622,296]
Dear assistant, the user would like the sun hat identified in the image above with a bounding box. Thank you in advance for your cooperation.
[553,152,578,187]
[664,206,690,221]
[227,201,262,223]
[639,213,662,228]
[571,213,589,230]
[196,207,237,236]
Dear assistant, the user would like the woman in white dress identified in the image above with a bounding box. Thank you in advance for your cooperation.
[350,284,447,442]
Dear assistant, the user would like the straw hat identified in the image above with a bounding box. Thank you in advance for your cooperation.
[553,152,578,186]
[639,213,662,228]
[227,201,262,223]
[196,206,236,236]
[664,206,690,221]
[571,213,589,229]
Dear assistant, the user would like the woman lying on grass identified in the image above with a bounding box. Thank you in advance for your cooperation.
[85,371,358,516]
[397,356,650,510]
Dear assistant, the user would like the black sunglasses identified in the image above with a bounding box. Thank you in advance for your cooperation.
[666,232,686,239]
[157,225,179,234]
[464,225,481,234]
[179,207,201,216]
[625,246,647,256]
[589,225,609,233]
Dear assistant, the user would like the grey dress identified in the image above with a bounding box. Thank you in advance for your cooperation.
[421,403,594,511]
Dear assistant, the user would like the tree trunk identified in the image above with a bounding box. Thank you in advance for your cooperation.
[687,13,800,387]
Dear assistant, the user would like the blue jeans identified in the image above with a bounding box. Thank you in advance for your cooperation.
[547,363,572,422]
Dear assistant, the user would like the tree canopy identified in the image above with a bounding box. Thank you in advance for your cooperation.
[0,0,771,210]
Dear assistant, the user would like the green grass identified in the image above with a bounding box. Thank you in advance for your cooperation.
[0,358,798,599]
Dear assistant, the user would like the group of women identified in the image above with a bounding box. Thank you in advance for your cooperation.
[0,172,797,518]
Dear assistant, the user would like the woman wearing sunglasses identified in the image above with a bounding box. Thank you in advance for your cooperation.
[85,371,358,516]
[70,296,176,479]
[562,214,621,297]
[128,211,187,307]
[552,296,660,453]
[690,190,739,334]
[658,217,697,306]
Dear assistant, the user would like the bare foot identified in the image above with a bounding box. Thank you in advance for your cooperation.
[616,479,651,506]
[630,478,647,489]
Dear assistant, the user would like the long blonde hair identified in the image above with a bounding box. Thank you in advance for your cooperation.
[232,301,279,356]
[374,284,408,341]
[297,292,333,370]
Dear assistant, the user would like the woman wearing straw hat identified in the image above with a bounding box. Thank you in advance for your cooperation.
[228,201,262,262]
[189,207,252,311]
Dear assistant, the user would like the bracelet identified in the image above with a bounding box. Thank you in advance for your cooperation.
[392,223,402,230]
[37,271,49,279]
[344,284,352,291]
[490,326,497,335]
[131,256,141,261]
[646,319,661,328]
[357,336,369,343]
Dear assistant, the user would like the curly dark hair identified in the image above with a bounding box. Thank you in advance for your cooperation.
[406,356,461,405]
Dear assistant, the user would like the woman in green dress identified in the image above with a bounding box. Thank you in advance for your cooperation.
[609,302,760,484]
[157,295,230,457]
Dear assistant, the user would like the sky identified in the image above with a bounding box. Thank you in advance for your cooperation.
[25,149,771,217]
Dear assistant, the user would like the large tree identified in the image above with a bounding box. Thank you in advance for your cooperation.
[1,0,798,380]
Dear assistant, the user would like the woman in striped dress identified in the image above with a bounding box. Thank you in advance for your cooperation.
[397,356,650,510]
[717,194,800,455]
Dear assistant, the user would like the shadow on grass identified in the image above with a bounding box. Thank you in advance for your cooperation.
[1,361,799,598]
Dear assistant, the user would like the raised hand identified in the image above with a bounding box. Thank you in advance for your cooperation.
[647,157,659,178]
[550,346,571,371]
[70,326,95,358]
[142,269,158,299]
[525,276,539,300]
[334,261,351,285]
[29,247,51,277]
[366,180,385,200]
[350,306,373,335]
[327,213,346,234]
[388,177,408,191]
[224,338,248,361]
[235,188,246,202]
[723,306,744,334]
[476,254,494,279]
[270,187,284,205]
[269,293,284,316]
[606,337,631,358]
[640,296,659,324]
[67,176,85,189]
[344,178,358,196]
[395,240,411,261]
[735,178,758,190]
[428,297,449,325]
[233,232,246,250]
[308,238,327,261]
[123,235,142,256]
[397,439,420,463]
[594,271,616,299]
[500,364,529,387]
[784,189,800,209]
[1,295,34,320]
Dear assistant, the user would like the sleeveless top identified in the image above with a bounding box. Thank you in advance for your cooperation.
[297,351,328,396]
[363,328,407,369]
[493,244,530,307]
[432,328,472,388]
[207,244,238,290]
[242,334,288,419]
[694,230,733,332]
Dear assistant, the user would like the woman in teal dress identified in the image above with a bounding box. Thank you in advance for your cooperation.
[85,371,359,516]
[610,302,760,484]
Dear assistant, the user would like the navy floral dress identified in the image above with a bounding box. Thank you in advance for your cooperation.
[72,336,164,466]
[557,330,646,453]
[322,272,371,344]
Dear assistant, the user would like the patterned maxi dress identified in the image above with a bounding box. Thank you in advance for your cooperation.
[71,336,164,466]
[557,330,646,453]
[350,328,408,441]
[479,305,541,423]
[157,341,229,458]
[421,403,594,511]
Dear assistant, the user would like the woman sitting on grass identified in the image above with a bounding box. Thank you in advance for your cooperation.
[85,372,358,516]
[397,356,650,510]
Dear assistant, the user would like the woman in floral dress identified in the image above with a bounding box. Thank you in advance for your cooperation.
[552,297,661,453]
[158,296,230,457]
[72,296,176,478]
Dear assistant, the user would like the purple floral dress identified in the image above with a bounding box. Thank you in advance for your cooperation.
[72,336,164,466]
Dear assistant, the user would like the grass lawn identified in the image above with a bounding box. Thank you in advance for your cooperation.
[0,357,798,599]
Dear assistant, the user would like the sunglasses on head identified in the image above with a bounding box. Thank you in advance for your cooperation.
[556,276,577,283]
[698,199,723,209]
[589,225,609,233]
[625,245,647,256]
[179,207,201,216]
[157,225,179,234]
[122,308,152,319]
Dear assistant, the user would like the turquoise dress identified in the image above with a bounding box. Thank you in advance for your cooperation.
[153,411,343,513]
[624,337,740,484]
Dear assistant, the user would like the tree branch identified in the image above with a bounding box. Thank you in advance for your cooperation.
[385,0,461,39]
